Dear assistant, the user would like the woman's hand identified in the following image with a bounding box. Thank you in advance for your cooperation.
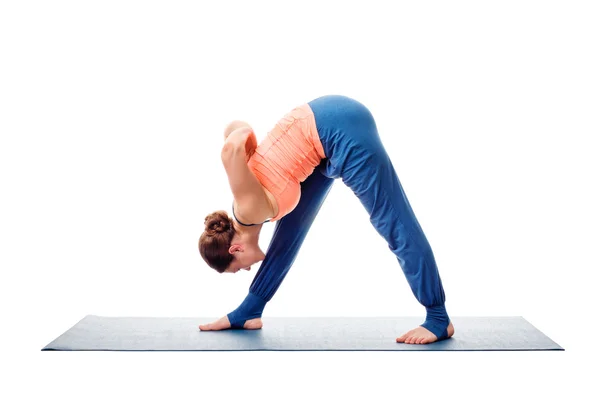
[223,120,253,141]
[244,129,257,162]
[198,315,263,331]
[223,127,257,163]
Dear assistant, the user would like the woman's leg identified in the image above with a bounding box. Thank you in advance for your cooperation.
[311,95,451,340]
[227,164,335,328]
[344,147,450,340]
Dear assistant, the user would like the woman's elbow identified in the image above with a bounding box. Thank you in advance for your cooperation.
[224,120,251,140]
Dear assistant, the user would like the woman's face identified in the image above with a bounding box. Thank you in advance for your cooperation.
[223,237,264,273]
[220,228,265,274]
[224,257,252,274]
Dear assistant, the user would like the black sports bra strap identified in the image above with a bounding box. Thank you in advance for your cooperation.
[231,202,270,226]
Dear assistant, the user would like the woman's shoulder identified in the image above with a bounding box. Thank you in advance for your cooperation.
[233,193,277,225]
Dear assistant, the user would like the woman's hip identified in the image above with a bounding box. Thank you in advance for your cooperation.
[307,94,385,178]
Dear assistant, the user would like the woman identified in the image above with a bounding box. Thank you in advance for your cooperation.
[198,94,454,344]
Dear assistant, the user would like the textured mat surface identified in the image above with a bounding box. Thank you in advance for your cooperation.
[41,315,563,351]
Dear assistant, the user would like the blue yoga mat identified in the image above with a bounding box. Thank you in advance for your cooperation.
[41,315,563,351]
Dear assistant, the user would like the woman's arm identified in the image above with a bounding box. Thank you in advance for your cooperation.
[221,128,267,217]
[222,126,257,163]
[223,120,253,141]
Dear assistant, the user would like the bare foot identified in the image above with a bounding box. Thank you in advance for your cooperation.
[199,316,263,331]
[243,318,263,330]
[396,321,454,344]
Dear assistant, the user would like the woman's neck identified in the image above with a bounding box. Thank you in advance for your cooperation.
[231,220,266,262]
[232,219,263,241]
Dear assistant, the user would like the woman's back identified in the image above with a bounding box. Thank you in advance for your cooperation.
[248,103,326,222]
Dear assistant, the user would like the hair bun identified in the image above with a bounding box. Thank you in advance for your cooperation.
[204,211,232,236]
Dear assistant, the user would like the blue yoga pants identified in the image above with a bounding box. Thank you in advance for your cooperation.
[228,94,450,339]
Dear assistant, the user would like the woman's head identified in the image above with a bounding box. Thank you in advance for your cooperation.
[199,210,266,273]
[199,210,237,273]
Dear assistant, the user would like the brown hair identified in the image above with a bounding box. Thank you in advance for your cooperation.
[198,210,237,273]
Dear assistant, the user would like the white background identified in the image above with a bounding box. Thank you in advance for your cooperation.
[1,0,599,398]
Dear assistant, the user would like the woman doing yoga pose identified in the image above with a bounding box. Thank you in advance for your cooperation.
[198,94,454,344]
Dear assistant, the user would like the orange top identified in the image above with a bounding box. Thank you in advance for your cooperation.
[247,103,326,222]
